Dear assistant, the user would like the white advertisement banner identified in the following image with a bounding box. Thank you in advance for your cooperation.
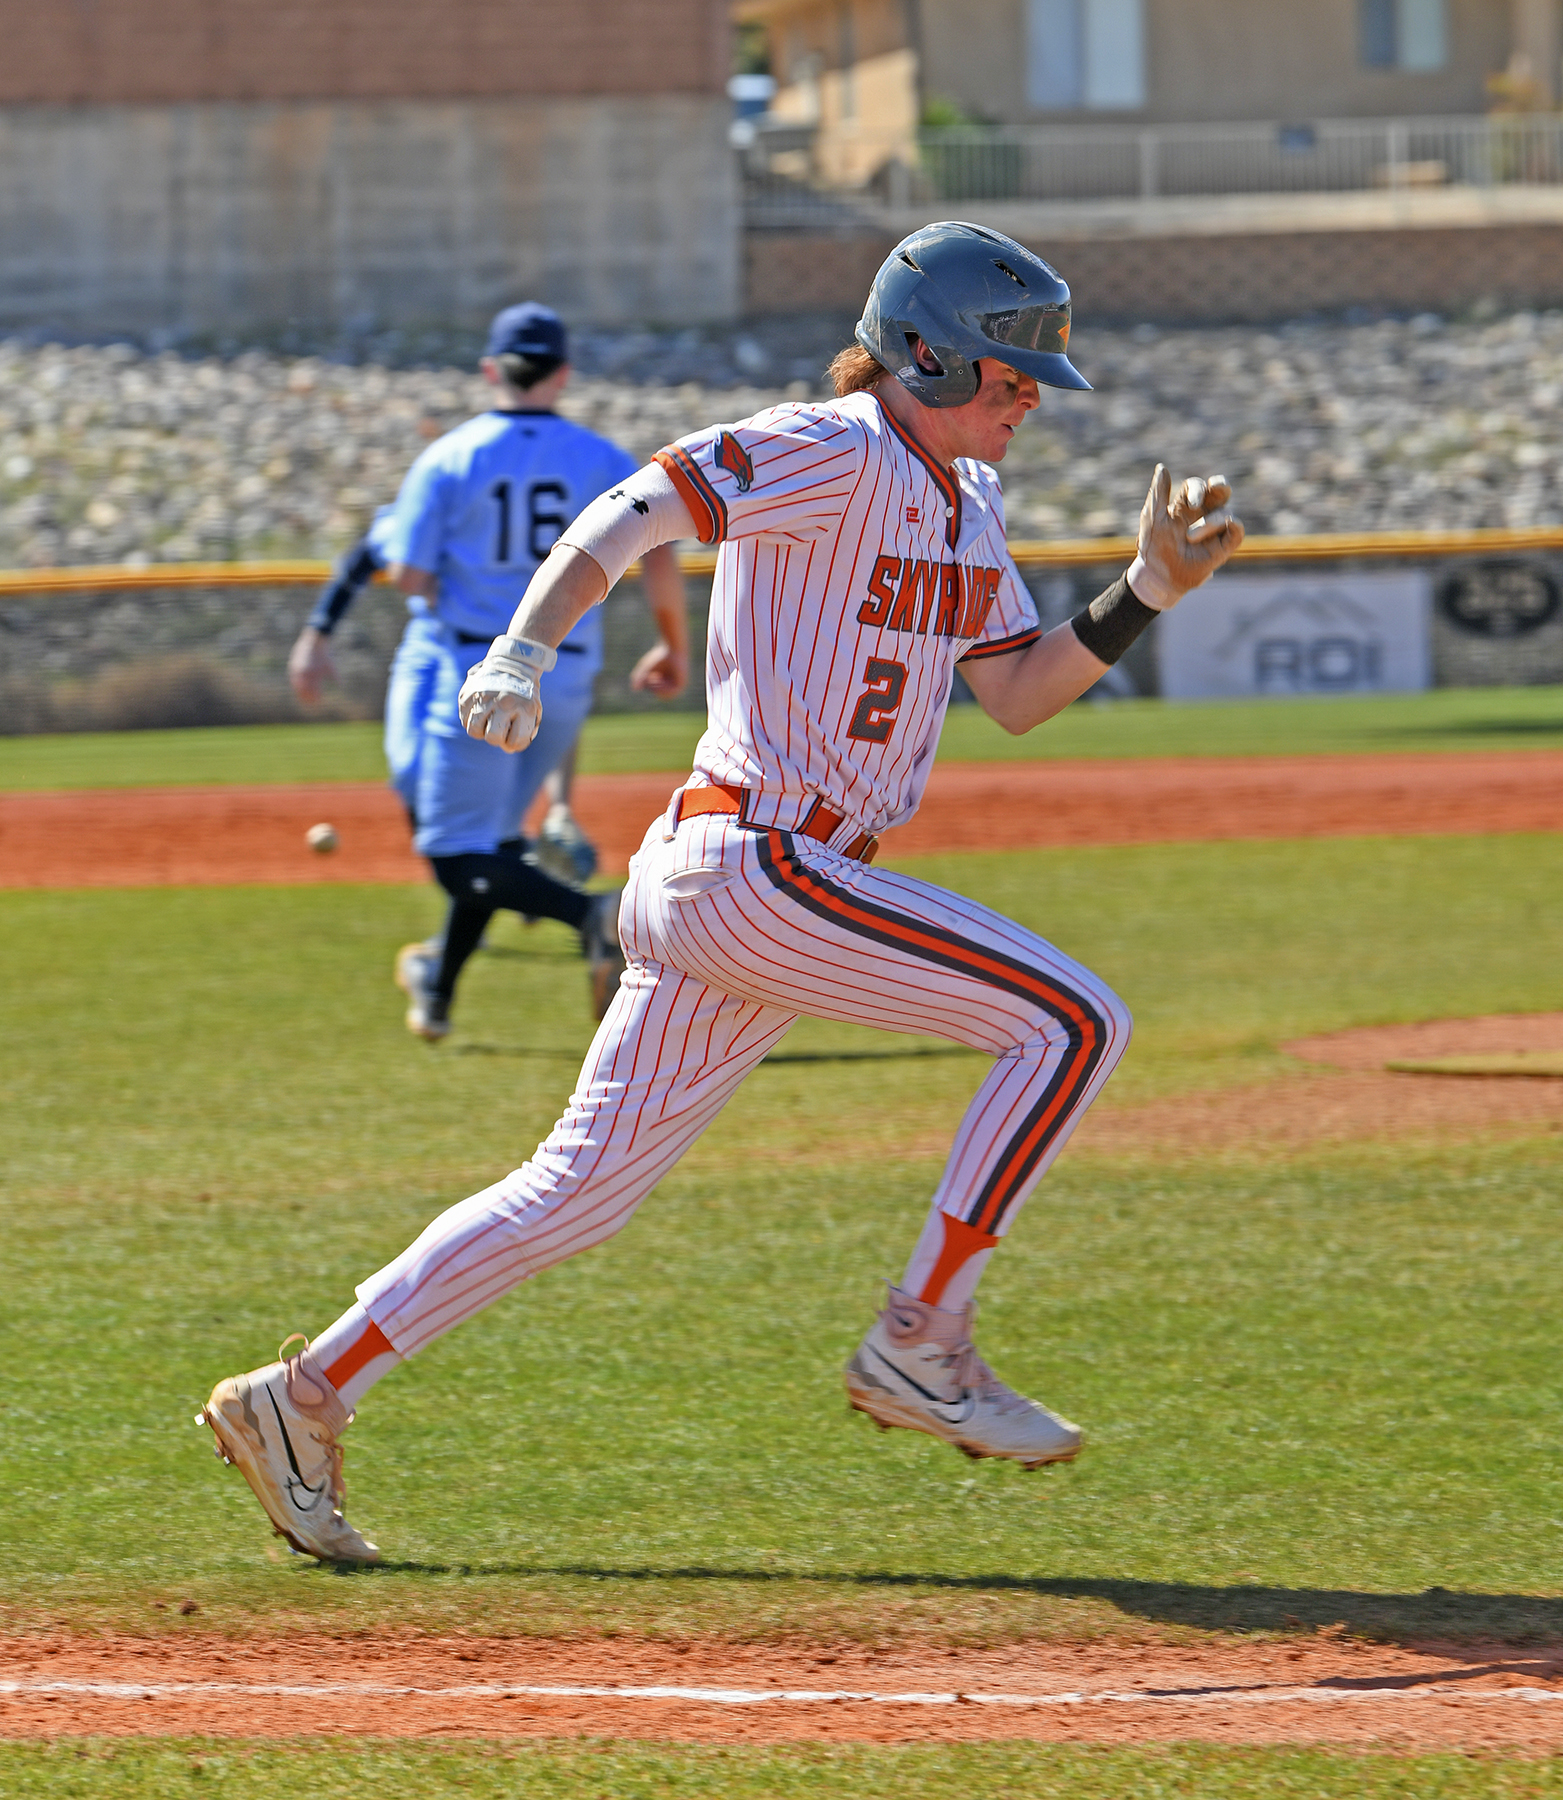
[1157,571,1432,700]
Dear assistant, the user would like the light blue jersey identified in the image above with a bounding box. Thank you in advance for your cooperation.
[365,503,400,561]
[384,410,637,654]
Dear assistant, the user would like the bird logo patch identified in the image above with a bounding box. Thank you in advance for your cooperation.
[714,431,755,493]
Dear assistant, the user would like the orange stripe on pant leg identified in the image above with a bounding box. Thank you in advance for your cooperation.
[765,837,1098,1025]
[965,1018,1103,1235]
[756,832,1110,1234]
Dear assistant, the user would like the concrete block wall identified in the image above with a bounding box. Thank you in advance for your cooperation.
[0,574,688,733]
[0,96,740,336]
[745,221,1563,324]
[4,558,1555,735]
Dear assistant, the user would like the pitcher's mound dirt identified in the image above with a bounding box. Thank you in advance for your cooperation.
[7,1633,1563,1749]
[1073,1013,1563,1160]
[1287,1013,1563,1071]
[3,750,1560,888]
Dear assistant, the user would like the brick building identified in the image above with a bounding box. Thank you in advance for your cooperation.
[0,0,738,336]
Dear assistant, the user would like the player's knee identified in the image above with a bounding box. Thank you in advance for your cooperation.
[1094,983,1134,1073]
[1016,968,1131,1069]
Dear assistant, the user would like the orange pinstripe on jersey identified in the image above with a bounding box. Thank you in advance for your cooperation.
[660,392,1041,842]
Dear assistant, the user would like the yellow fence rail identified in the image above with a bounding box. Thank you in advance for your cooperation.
[4,526,1563,596]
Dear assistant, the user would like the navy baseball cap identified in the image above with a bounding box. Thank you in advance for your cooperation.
[485,303,568,362]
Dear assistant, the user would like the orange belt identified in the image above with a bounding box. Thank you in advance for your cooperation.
[675,783,880,865]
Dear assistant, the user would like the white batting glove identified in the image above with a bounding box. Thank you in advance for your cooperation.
[1127,466,1244,610]
[457,635,557,752]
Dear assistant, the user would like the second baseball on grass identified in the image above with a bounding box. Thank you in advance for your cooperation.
[306,822,339,854]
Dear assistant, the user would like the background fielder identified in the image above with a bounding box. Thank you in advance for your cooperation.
[290,507,600,885]
[292,303,689,1038]
[199,224,1242,1563]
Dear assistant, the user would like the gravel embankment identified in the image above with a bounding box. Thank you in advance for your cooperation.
[2,309,1561,569]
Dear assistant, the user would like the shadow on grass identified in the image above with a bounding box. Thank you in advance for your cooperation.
[1368,718,1563,740]
[449,1039,978,1068]
[352,1563,1563,1644]
[475,945,579,962]
[760,1046,979,1067]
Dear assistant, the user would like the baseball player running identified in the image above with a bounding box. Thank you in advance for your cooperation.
[198,224,1242,1562]
[319,304,688,1037]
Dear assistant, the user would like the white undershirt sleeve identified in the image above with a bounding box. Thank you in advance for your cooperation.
[557,463,698,593]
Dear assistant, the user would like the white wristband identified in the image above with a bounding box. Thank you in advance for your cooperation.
[558,462,697,591]
[490,635,557,674]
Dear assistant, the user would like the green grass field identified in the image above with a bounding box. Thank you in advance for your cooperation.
[4,836,1561,1644]
[2,684,1562,789]
[6,793,1563,1790]
[6,1741,1563,1800]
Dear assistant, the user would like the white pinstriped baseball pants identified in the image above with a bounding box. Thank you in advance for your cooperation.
[358,806,1132,1356]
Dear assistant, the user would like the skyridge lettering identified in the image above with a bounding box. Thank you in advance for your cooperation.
[857,554,1003,639]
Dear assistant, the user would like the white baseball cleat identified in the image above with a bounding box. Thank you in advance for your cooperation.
[844,1284,1082,1470]
[196,1336,379,1563]
[395,940,450,1041]
[580,889,625,1021]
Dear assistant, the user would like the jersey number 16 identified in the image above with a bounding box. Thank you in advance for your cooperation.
[491,479,570,566]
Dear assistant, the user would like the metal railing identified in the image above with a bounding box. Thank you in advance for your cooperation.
[4,528,1560,729]
[8,526,1563,593]
[743,112,1563,226]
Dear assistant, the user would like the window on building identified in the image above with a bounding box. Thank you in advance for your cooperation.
[1360,0,1447,71]
[1027,0,1145,110]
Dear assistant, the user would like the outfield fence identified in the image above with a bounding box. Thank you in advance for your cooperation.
[2,528,1561,732]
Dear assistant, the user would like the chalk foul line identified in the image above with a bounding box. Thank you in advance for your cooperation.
[4,1679,1563,1709]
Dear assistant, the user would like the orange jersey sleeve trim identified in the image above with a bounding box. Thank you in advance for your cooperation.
[959,626,1042,663]
[654,446,727,546]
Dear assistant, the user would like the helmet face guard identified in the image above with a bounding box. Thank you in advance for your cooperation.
[856,221,1090,408]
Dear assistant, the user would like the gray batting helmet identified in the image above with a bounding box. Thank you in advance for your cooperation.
[855,220,1089,408]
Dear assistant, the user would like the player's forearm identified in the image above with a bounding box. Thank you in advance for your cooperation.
[505,545,609,649]
[962,622,1109,734]
[640,543,689,660]
[307,536,383,635]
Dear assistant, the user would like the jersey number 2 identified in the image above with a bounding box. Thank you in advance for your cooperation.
[846,657,908,744]
[491,480,570,565]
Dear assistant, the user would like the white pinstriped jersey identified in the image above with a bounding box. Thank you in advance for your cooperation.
[655,390,1040,836]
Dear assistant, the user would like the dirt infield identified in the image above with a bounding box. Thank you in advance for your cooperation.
[2,749,1560,888]
[1287,1013,1563,1070]
[1063,1012,1563,1161]
[8,1633,1563,1749]
[7,763,1559,1758]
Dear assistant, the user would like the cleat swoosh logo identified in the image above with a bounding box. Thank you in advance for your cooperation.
[865,1345,975,1424]
[267,1391,328,1514]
